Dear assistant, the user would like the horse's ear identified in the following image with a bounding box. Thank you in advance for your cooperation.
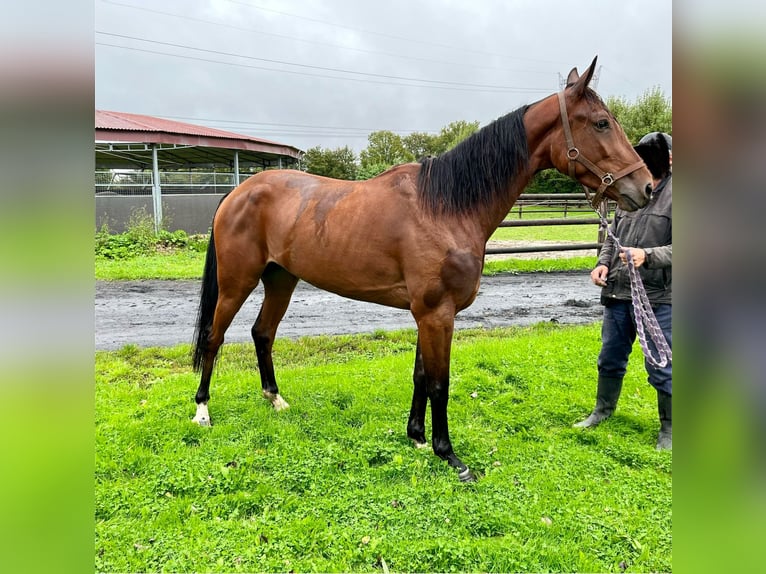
[571,56,598,97]
[566,67,579,86]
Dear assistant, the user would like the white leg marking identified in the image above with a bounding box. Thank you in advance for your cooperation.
[192,402,211,426]
[458,466,474,482]
[263,391,290,411]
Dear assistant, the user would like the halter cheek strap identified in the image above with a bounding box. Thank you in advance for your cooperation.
[557,91,645,208]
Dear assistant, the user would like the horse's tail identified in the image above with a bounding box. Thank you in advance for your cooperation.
[192,223,219,372]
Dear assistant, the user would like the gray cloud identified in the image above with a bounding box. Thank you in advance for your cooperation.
[96,0,672,152]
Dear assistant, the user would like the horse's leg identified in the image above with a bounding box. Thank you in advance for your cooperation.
[193,283,256,425]
[251,263,298,411]
[416,307,476,482]
[407,337,429,448]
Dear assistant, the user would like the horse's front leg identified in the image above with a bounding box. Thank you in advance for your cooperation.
[407,337,428,448]
[415,307,476,482]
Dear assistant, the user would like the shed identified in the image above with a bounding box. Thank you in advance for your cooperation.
[95,111,303,233]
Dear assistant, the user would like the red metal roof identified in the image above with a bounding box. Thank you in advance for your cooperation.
[95,110,302,159]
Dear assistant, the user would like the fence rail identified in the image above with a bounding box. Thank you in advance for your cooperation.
[95,170,253,195]
[492,194,612,256]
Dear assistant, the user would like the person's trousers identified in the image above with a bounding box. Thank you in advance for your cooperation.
[597,299,672,395]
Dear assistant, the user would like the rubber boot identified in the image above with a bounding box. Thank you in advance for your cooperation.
[656,389,672,450]
[573,375,623,428]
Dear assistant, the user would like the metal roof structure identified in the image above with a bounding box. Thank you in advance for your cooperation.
[95,110,303,170]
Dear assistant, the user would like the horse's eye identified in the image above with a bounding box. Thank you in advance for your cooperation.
[596,119,610,130]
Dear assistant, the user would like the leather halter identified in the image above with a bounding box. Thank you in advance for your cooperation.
[557,91,645,208]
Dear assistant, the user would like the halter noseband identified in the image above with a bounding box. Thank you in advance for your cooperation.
[557,91,645,208]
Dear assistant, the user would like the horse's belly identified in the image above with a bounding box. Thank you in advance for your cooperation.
[309,280,412,310]
[271,252,410,309]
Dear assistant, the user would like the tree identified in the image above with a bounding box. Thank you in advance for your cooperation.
[607,87,672,143]
[359,131,414,170]
[303,146,358,180]
[355,162,391,180]
[436,120,480,153]
[402,131,439,160]
[525,169,580,195]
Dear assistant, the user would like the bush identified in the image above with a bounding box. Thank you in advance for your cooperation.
[95,208,210,260]
[157,229,189,249]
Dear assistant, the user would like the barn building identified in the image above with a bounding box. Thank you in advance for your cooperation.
[95,111,303,233]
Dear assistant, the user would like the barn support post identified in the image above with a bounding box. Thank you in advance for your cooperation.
[233,151,240,187]
[151,144,163,233]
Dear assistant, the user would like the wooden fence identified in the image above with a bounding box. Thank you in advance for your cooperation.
[487,193,612,255]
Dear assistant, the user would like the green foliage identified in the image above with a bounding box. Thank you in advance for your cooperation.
[96,251,206,280]
[607,87,672,143]
[355,162,391,181]
[399,121,480,160]
[483,256,597,275]
[156,229,189,249]
[357,121,479,175]
[304,145,358,180]
[437,120,480,152]
[401,131,437,159]
[96,325,671,573]
[524,169,580,194]
[95,208,210,261]
[95,208,156,259]
[359,131,414,169]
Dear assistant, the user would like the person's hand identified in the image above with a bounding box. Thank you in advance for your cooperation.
[591,265,609,287]
[619,247,646,268]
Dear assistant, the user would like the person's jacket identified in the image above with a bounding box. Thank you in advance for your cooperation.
[597,175,672,305]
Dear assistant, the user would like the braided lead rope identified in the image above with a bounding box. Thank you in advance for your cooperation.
[595,208,672,368]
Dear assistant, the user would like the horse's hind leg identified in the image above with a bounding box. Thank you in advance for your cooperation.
[252,263,298,411]
[194,283,256,425]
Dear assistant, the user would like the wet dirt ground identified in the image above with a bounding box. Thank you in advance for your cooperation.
[95,271,603,351]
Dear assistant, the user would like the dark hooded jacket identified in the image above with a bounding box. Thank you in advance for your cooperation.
[597,175,672,305]
[597,133,672,306]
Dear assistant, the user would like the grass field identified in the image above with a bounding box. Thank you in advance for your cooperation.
[95,324,671,573]
[489,209,604,244]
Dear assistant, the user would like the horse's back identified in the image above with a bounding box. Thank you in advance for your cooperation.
[212,166,428,307]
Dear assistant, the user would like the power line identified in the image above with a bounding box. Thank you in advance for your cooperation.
[219,0,561,64]
[161,115,434,134]
[96,36,550,93]
[96,31,548,92]
[99,0,552,77]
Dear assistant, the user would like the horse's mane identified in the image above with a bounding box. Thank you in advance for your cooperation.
[417,106,530,215]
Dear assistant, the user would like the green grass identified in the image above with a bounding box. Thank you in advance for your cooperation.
[96,324,671,573]
[482,256,597,275]
[490,207,606,243]
[96,250,205,280]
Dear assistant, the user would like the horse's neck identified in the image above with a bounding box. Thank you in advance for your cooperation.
[480,98,560,240]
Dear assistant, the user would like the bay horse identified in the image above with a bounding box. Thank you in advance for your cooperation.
[192,57,652,482]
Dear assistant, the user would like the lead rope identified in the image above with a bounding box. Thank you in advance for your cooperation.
[594,205,672,368]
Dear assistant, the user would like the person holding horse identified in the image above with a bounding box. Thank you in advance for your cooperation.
[574,132,673,450]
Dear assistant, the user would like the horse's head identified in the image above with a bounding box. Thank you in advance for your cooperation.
[552,57,653,211]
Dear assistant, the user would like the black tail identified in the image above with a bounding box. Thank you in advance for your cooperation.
[192,225,219,372]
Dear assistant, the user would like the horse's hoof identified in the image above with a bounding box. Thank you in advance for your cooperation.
[458,467,476,482]
[193,403,211,426]
[263,391,290,411]
[412,439,429,450]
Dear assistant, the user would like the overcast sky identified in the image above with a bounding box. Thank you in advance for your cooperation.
[95,0,672,154]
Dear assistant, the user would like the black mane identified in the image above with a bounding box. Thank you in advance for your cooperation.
[417,106,530,215]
